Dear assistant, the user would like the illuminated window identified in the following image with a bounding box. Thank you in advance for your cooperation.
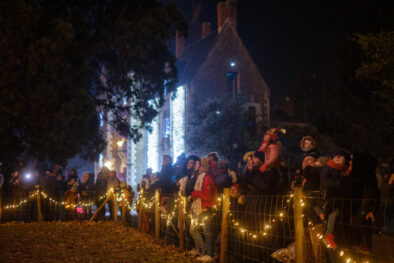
[227,72,238,100]
[171,86,185,159]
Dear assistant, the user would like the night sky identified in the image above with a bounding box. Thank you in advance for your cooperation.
[175,0,348,104]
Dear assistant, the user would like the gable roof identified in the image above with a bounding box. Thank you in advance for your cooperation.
[177,31,219,83]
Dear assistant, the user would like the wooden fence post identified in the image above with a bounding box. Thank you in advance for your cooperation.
[294,187,305,263]
[121,189,127,225]
[178,195,186,251]
[112,191,117,222]
[89,195,110,222]
[36,189,42,222]
[155,189,160,241]
[138,191,143,232]
[220,188,230,263]
[0,188,3,223]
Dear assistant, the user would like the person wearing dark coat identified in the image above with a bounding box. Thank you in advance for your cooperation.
[158,155,176,195]
[319,150,351,249]
[94,167,109,220]
[340,153,378,253]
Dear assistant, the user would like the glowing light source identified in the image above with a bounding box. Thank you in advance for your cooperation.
[99,153,103,168]
[104,160,112,169]
[230,62,236,67]
[147,116,159,172]
[171,85,185,159]
[117,139,125,147]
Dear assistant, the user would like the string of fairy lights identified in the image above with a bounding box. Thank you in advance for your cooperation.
[3,187,373,262]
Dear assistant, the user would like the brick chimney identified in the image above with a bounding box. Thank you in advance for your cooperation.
[201,21,212,39]
[175,30,185,58]
[217,0,237,33]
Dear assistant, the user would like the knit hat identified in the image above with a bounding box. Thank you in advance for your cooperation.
[243,151,255,162]
[334,150,351,166]
[266,128,280,142]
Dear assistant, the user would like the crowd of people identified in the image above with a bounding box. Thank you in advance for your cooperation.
[0,127,393,262]
[137,128,393,262]
[0,162,134,223]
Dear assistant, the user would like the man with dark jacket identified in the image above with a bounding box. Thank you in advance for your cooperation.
[158,155,176,195]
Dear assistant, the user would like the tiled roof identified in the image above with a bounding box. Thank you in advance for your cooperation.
[176,31,219,82]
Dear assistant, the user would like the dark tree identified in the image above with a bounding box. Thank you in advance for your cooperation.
[0,0,187,164]
[287,0,394,159]
[187,98,266,164]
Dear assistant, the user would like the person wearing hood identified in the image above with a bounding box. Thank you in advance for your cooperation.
[300,136,320,159]
[257,128,283,173]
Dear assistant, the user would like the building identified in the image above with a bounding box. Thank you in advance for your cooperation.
[97,1,270,190]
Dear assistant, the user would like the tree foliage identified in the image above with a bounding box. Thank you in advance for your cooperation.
[187,98,266,164]
[0,0,187,164]
[356,31,394,108]
[286,0,394,159]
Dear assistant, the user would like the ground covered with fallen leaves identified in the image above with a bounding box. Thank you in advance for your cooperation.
[0,221,195,263]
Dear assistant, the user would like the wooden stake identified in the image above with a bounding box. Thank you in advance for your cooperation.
[89,195,110,222]
[112,192,117,222]
[294,187,305,263]
[37,189,42,222]
[155,189,160,241]
[220,188,230,263]
[178,195,186,251]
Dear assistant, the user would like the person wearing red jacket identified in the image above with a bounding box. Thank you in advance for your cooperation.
[189,157,218,262]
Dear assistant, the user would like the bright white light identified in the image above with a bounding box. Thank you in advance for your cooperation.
[99,113,104,127]
[171,86,185,159]
[216,110,221,115]
[99,153,103,168]
[25,173,31,179]
[147,117,159,173]
[104,160,112,169]
[230,62,236,67]
[117,139,125,147]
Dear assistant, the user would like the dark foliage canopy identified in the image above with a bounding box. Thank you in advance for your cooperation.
[0,0,187,165]
[187,98,267,165]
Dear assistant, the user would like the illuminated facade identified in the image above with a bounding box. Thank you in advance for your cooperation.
[99,1,270,190]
